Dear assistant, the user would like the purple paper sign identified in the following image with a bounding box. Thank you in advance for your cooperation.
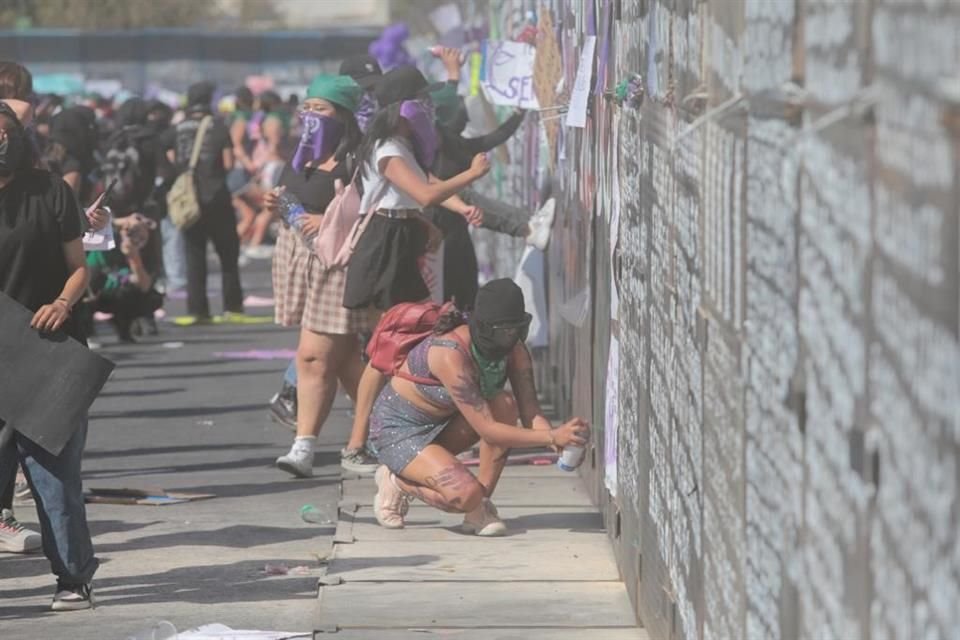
[594,0,613,94]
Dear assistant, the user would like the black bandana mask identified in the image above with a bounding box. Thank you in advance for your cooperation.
[0,123,25,177]
[469,279,531,361]
[469,314,531,361]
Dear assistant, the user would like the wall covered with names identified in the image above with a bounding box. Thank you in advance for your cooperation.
[471,1,960,638]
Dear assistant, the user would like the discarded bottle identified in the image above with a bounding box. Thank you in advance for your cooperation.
[557,444,586,472]
[276,189,316,244]
[300,504,335,525]
[126,621,177,640]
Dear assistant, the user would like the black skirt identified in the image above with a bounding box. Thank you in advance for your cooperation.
[343,215,429,311]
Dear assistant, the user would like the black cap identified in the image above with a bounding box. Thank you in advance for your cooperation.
[340,55,383,90]
[187,81,215,108]
[374,65,428,107]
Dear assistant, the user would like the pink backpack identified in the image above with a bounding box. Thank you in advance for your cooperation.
[313,172,381,269]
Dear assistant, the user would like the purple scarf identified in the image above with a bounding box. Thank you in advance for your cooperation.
[292,111,344,172]
[399,99,438,168]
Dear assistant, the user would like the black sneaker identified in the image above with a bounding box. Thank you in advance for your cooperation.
[268,382,297,430]
[51,581,93,611]
[340,446,379,475]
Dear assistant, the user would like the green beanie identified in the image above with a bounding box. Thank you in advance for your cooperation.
[306,75,363,113]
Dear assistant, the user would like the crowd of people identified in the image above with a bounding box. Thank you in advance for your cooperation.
[0,48,587,612]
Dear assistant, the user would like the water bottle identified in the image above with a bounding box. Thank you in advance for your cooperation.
[300,504,335,525]
[277,190,316,244]
[557,444,586,472]
[126,621,177,640]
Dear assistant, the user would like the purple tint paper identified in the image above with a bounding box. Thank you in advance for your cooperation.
[595,0,613,94]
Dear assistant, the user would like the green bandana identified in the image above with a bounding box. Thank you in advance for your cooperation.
[470,342,508,399]
[429,81,461,127]
[306,75,363,113]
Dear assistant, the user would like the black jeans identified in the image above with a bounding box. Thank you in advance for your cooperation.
[183,197,244,318]
[429,191,530,309]
[460,188,530,237]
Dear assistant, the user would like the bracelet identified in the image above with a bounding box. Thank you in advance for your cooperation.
[547,430,556,447]
[55,297,70,306]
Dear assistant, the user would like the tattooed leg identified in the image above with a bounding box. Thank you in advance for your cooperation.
[396,450,484,513]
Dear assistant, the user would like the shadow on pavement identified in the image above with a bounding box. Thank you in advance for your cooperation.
[0,558,319,619]
[98,387,187,398]
[83,455,283,480]
[84,443,267,460]
[121,369,274,382]
[504,511,605,533]
[329,554,440,572]
[92,524,327,554]
[91,403,266,421]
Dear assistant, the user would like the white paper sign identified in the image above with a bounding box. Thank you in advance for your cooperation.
[430,4,463,34]
[604,336,619,497]
[514,245,549,348]
[481,40,540,110]
[565,36,597,128]
[82,212,115,252]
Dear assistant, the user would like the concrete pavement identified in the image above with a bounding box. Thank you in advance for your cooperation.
[0,260,338,639]
[315,460,649,639]
[1,258,648,640]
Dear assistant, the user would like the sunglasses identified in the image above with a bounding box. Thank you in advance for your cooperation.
[476,313,533,346]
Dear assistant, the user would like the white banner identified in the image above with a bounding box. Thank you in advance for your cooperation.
[481,40,540,110]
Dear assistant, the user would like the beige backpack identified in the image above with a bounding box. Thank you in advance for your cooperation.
[167,115,212,229]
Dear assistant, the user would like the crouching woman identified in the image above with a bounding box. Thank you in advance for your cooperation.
[370,279,588,535]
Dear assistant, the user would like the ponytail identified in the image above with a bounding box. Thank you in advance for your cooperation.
[433,308,467,335]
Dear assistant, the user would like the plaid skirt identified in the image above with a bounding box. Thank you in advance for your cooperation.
[272,227,375,335]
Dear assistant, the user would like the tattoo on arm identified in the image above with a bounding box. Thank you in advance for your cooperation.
[450,365,490,415]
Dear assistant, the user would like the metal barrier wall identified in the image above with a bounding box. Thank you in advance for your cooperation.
[471,1,960,639]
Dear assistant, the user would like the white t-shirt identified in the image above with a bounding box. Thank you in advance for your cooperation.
[359,138,426,212]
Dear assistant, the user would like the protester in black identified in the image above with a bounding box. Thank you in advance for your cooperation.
[43,106,98,203]
[429,103,527,307]
[163,81,244,322]
[0,102,99,610]
[86,214,163,342]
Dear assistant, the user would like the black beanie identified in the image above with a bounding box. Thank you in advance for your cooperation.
[472,279,527,326]
[187,81,215,108]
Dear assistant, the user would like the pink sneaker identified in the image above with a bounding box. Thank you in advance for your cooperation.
[374,466,410,529]
[462,498,507,537]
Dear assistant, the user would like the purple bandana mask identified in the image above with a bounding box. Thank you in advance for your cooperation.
[292,111,344,172]
[399,99,438,168]
[355,93,377,134]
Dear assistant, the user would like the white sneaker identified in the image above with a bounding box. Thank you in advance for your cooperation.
[245,244,275,260]
[373,465,410,529]
[462,498,507,537]
[276,441,314,478]
[525,198,556,251]
[13,471,34,506]
[0,509,41,553]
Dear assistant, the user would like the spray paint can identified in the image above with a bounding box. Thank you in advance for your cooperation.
[557,444,586,472]
[429,46,467,66]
